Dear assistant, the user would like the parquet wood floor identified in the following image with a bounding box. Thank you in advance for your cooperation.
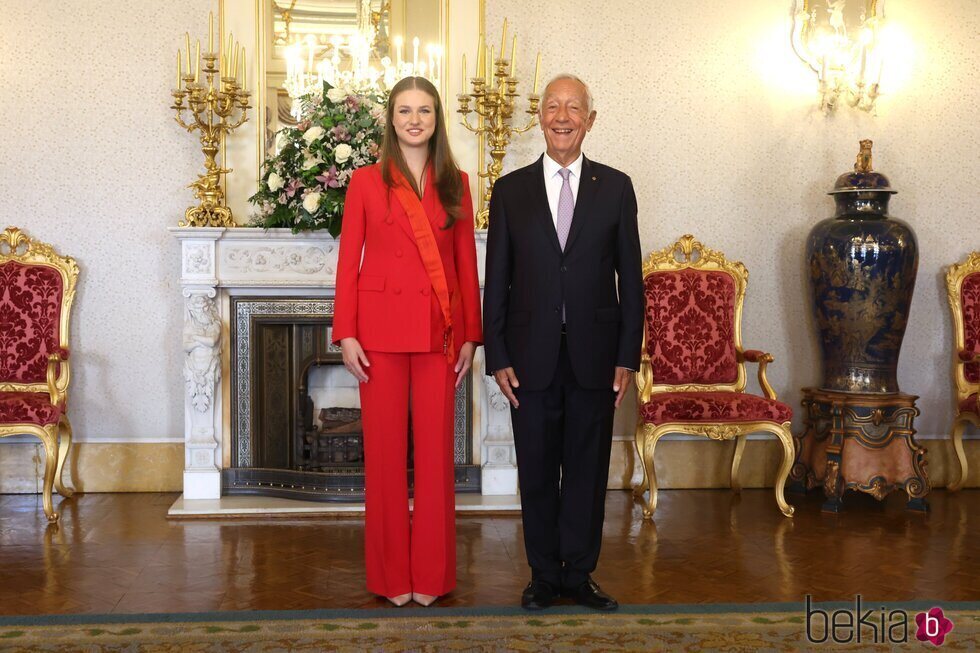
[0,489,977,615]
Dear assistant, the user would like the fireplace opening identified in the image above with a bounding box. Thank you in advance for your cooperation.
[224,297,479,501]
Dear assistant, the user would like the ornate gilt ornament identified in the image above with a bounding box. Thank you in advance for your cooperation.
[171,23,251,227]
[457,20,541,228]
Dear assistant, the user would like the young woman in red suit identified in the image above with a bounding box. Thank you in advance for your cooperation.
[332,76,482,607]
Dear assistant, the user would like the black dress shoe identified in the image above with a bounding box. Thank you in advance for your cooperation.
[521,580,557,610]
[568,578,618,611]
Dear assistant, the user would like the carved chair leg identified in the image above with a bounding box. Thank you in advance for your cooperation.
[633,423,650,498]
[39,426,60,523]
[771,424,796,518]
[731,434,747,493]
[641,429,667,520]
[54,415,75,498]
[948,416,971,492]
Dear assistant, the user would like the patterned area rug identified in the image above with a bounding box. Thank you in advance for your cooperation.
[1,602,977,652]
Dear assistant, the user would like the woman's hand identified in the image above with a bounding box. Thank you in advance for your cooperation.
[454,342,477,388]
[340,337,370,383]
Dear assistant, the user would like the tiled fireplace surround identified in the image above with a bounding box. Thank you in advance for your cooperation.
[170,227,519,515]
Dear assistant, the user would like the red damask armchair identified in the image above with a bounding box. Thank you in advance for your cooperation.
[945,252,980,491]
[0,227,77,522]
[633,235,795,518]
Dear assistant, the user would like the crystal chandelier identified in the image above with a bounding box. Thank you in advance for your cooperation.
[284,33,442,114]
[791,0,886,113]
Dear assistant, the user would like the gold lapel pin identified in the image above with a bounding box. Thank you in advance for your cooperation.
[591,176,597,181]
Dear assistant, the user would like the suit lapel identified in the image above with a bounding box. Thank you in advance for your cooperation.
[563,156,599,255]
[522,155,562,256]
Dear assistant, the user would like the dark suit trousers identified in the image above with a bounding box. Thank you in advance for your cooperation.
[511,334,615,590]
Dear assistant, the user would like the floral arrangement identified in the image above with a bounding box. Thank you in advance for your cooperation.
[249,82,386,235]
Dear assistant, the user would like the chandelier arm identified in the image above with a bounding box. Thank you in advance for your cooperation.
[174,111,197,132]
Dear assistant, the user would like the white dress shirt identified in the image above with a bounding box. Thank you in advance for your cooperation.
[542,151,584,229]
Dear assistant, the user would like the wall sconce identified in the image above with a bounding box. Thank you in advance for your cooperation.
[791,0,885,113]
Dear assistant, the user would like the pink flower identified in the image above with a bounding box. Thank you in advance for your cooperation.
[296,119,311,131]
[330,125,351,142]
[284,178,304,198]
[315,166,341,189]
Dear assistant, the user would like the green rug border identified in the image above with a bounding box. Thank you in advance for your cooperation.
[1,600,977,628]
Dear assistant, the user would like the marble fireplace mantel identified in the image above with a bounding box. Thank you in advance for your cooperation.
[169,227,518,514]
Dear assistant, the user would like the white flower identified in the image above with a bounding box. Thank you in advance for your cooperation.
[267,172,284,191]
[334,143,353,164]
[302,154,323,170]
[302,191,322,213]
[275,131,290,151]
[302,125,325,144]
[326,87,347,103]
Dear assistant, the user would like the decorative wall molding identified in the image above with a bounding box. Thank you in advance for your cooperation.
[223,245,334,276]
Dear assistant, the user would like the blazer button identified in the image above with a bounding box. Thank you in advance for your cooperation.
[421,288,430,296]
[395,248,403,257]
[561,265,568,273]
[394,287,402,295]
[385,217,394,225]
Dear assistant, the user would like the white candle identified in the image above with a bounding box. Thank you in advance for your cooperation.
[477,33,485,79]
[185,32,191,70]
[395,36,403,70]
[510,36,517,76]
[500,18,507,57]
[194,40,200,82]
[533,52,540,93]
[176,49,181,88]
[461,53,466,93]
[209,11,213,52]
[474,33,486,77]
[413,37,420,75]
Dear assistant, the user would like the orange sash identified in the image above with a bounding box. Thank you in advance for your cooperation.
[389,165,459,364]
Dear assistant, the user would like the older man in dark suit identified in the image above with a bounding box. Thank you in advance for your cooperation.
[483,74,643,611]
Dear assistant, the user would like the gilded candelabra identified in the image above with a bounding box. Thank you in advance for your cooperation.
[458,20,540,228]
[171,13,251,227]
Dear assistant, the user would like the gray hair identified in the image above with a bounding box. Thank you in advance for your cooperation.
[539,73,595,113]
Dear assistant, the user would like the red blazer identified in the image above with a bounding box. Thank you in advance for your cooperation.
[332,164,483,353]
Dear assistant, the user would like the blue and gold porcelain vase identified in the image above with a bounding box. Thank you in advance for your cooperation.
[806,140,918,394]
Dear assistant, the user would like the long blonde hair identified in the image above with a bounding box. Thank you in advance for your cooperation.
[379,76,463,228]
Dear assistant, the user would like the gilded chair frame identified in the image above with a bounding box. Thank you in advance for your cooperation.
[0,227,78,522]
[633,235,795,518]
[945,252,980,491]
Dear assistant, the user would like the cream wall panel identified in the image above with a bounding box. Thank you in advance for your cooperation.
[0,1,219,443]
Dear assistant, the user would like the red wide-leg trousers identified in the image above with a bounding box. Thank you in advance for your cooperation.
[359,350,457,597]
